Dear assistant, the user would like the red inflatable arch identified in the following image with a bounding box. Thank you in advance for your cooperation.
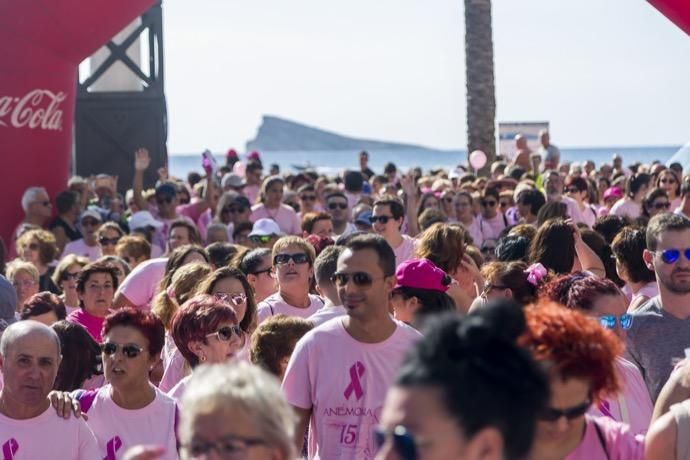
[0,0,155,247]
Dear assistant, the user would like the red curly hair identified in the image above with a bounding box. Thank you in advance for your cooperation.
[520,301,622,402]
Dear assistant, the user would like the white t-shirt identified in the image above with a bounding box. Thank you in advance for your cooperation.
[61,238,102,262]
[282,318,421,459]
[308,305,347,327]
[83,385,178,460]
[392,234,416,268]
[256,292,324,325]
[115,258,167,311]
[611,199,642,220]
[0,406,100,459]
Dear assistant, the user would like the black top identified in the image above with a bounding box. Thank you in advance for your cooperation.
[48,216,82,242]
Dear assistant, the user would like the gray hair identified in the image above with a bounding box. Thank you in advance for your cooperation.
[21,186,48,212]
[0,320,61,358]
[180,362,296,460]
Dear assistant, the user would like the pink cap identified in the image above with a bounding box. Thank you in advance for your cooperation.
[226,149,238,158]
[248,151,261,161]
[603,186,623,200]
[394,259,450,292]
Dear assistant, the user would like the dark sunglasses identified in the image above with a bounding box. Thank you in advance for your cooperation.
[300,195,317,202]
[60,271,80,281]
[206,325,242,342]
[156,195,174,204]
[374,426,419,460]
[331,271,378,287]
[652,202,670,210]
[369,215,393,224]
[599,314,633,330]
[328,202,348,210]
[222,206,247,214]
[481,200,497,207]
[565,187,581,194]
[251,267,273,276]
[98,237,120,246]
[653,248,690,264]
[481,246,496,254]
[101,342,145,358]
[660,178,677,184]
[249,235,274,244]
[539,399,591,422]
[274,253,309,265]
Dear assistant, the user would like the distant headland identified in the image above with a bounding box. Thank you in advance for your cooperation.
[245,115,440,152]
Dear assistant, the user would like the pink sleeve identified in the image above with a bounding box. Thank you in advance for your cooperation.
[281,338,313,410]
[602,418,644,460]
[290,209,301,235]
[176,202,206,223]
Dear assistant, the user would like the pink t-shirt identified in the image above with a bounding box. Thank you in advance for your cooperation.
[392,235,416,268]
[610,199,642,220]
[308,305,347,327]
[159,346,188,394]
[167,375,191,403]
[460,217,483,247]
[250,204,301,235]
[282,318,422,459]
[244,185,260,205]
[588,357,653,435]
[116,258,167,311]
[478,213,508,242]
[83,385,178,460]
[256,292,324,325]
[565,416,643,460]
[0,406,100,459]
[67,308,108,343]
[61,238,102,261]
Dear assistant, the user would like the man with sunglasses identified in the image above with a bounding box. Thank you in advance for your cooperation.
[371,198,416,267]
[0,321,100,458]
[627,213,690,401]
[61,209,103,261]
[282,234,421,459]
[326,192,356,239]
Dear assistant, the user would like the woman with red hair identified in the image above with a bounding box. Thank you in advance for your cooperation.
[521,303,643,460]
[540,273,653,435]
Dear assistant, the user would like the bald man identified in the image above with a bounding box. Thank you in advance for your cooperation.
[0,321,99,458]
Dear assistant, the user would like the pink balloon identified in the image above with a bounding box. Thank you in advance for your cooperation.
[469,150,487,170]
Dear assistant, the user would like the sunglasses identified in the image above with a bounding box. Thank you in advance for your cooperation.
[214,292,247,306]
[369,215,394,224]
[599,314,633,330]
[251,267,273,276]
[374,426,420,460]
[481,246,496,254]
[101,342,145,358]
[660,179,677,184]
[652,248,690,264]
[274,253,309,265]
[98,237,120,246]
[565,187,581,194]
[60,271,80,281]
[652,202,670,210]
[249,235,274,244]
[156,195,174,204]
[481,200,497,207]
[300,195,317,202]
[499,201,511,208]
[331,271,380,287]
[206,325,242,342]
[328,202,348,210]
[222,206,247,214]
[539,399,591,422]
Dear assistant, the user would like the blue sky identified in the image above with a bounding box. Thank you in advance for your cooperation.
[162,0,689,153]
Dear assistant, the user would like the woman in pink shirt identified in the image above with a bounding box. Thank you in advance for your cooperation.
[66,261,119,343]
[478,187,508,242]
[250,176,301,235]
[656,169,682,211]
[540,273,653,435]
[521,303,644,460]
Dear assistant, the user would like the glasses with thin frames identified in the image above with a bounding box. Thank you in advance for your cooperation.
[206,325,243,343]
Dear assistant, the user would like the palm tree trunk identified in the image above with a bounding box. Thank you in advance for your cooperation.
[465,0,496,175]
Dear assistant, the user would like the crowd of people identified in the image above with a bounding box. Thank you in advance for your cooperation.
[1,133,690,459]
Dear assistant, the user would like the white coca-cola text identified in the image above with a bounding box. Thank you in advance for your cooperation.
[0,89,66,131]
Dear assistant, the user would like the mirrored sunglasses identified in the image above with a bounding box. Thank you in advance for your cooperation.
[599,314,633,330]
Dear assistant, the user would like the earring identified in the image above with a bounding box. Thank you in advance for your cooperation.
[200,356,207,362]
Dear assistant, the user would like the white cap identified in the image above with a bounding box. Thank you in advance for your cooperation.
[128,211,164,231]
[80,208,103,222]
[249,218,283,237]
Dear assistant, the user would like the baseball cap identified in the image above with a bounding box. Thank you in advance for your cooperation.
[248,151,261,161]
[128,210,164,231]
[603,187,623,201]
[226,149,238,159]
[222,173,246,189]
[249,218,283,237]
[0,275,17,325]
[355,210,373,226]
[394,259,451,292]
[80,208,103,222]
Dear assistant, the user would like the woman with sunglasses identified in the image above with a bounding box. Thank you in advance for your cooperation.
[74,308,178,459]
[656,169,682,211]
[539,273,653,435]
[61,210,103,262]
[642,188,671,220]
[51,254,89,314]
[214,192,252,243]
[470,261,541,311]
[16,228,61,293]
[250,176,301,235]
[196,267,258,359]
[376,300,549,460]
[169,294,243,400]
[564,176,597,228]
[478,187,508,244]
[256,236,323,324]
[96,222,124,257]
[521,302,643,460]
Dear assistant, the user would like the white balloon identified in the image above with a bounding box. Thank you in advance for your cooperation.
[469,150,487,170]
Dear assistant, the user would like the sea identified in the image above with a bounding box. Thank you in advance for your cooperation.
[169,145,681,178]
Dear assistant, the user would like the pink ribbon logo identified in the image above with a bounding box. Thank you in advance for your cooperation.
[343,361,366,401]
[2,439,18,460]
[103,436,122,460]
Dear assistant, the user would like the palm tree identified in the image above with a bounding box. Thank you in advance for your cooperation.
[464,0,496,174]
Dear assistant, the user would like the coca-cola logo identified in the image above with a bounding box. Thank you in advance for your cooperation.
[0,89,66,131]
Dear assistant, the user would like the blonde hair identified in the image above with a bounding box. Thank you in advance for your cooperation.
[16,229,58,265]
[52,254,90,287]
[271,236,315,267]
[180,362,296,460]
[152,262,212,330]
[6,260,39,283]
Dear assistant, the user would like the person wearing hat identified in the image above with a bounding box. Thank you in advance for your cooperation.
[599,186,624,217]
[128,210,165,258]
[225,148,239,169]
[249,218,284,250]
[390,259,455,329]
[221,173,246,193]
[61,209,103,262]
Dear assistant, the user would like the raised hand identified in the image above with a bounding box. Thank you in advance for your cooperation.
[134,148,151,172]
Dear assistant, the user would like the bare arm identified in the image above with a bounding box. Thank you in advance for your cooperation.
[52,226,68,254]
[652,363,690,423]
[292,405,312,454]
[570,221,605,277]
[133,148,151,212]
[400,174,419,237]
[645,412,677,460]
